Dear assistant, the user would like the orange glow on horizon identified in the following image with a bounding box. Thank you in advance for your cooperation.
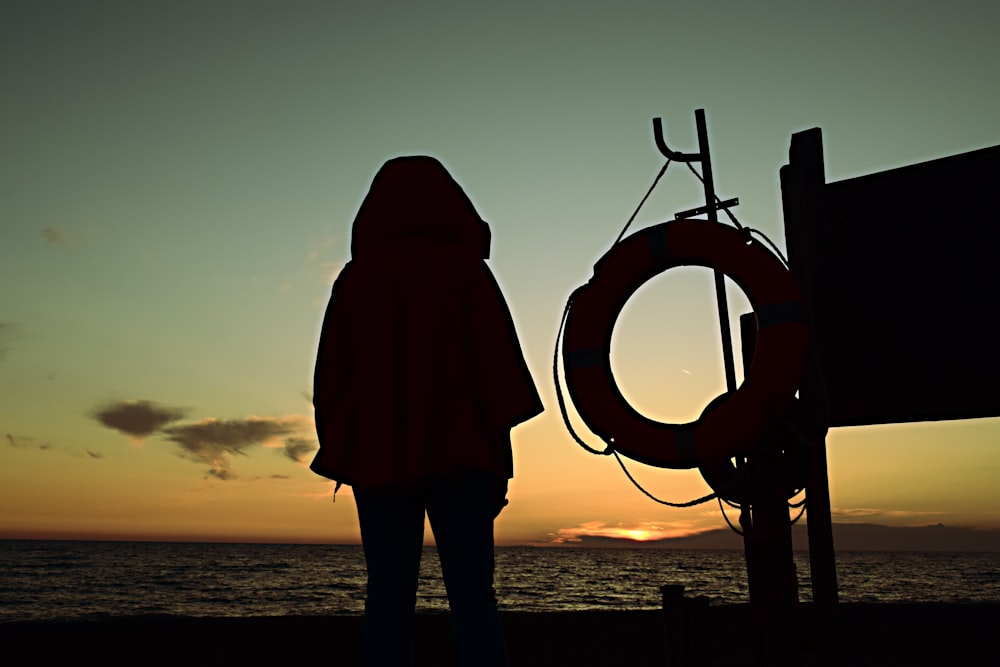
[547,520,707,544]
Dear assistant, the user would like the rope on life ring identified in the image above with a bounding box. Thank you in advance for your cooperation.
[561,218,808,469]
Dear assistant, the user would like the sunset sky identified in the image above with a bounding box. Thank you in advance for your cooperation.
[2,1,999,548]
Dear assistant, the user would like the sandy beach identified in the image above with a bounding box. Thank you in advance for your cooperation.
[3,603,997,666]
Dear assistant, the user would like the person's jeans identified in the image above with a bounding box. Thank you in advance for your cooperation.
[354,470,508,667]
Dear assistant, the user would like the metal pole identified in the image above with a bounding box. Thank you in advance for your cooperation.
[694,109,738,393]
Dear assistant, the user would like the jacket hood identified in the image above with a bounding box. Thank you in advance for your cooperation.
[350,155,491,259]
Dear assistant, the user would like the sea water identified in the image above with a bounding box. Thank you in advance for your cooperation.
[1,540,998,622]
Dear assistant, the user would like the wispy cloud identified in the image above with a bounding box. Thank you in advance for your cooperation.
[832,507,947,522]
[307,234,342,285]
[281,437,317,463]
[6,433,52,451]
[6,432,105,459]
[160,415,311,480]
[91,400,187,442]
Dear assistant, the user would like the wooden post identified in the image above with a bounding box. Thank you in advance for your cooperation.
[780,129,839,608]
[661,584,709,667]
[780,129,841,660]
[661,584,688,667]
[739,313,801,666]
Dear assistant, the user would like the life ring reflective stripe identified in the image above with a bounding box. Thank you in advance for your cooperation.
[562,219,808,469]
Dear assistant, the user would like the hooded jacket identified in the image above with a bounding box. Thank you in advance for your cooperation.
[311,156,543,488]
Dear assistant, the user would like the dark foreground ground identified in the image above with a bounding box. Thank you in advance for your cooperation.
[2,603,997,666]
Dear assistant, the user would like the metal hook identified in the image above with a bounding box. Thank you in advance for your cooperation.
[652,117,702,163]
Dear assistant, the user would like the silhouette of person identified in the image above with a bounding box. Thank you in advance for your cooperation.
[312,155,543,667]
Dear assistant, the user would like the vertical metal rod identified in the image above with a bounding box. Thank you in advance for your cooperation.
[695,109,738,393]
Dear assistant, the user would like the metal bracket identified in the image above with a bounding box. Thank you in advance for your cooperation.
[675,197,740,220]
[652,117,702,163]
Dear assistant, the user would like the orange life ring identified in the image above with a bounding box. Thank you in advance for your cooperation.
[562,219,808,469]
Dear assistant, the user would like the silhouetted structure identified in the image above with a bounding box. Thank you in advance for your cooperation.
[561,112,1000,665]
[780,129,1000,659]
[782,128,1000,580]
[559,111,812,665]
[312,156,543,667]
[782,131,1000,427]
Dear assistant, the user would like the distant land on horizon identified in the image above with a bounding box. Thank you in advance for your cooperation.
[4,523,1000,552]
[551,523,1000,552]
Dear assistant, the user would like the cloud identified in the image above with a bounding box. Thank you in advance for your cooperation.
[160,415,310,480]
[832,507,947,521]
[91,400,187,441]
[549,520,707,544]
[6,433,53,451]
[42,227,71,246]
[282,437,317,463]
[7,432,105,459]
[90,399,316,479]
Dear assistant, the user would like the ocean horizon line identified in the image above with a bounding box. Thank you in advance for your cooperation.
[3,520,1000,552]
